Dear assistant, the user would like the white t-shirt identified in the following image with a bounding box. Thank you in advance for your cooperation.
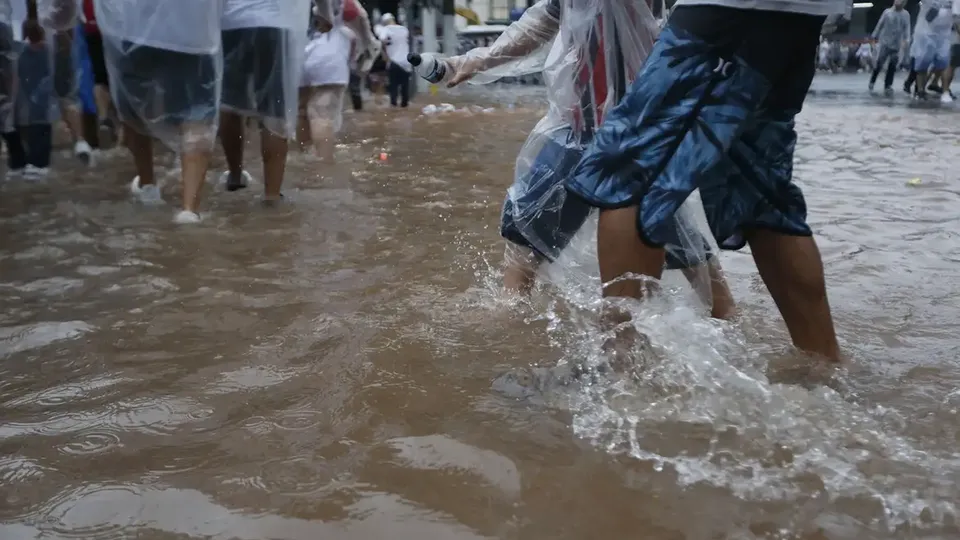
[95,0,224,55]
[376,23,411,72]
[222,0,296,30]
[302,26,355,87]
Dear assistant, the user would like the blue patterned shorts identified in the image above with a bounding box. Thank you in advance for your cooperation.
[501,126,712,269]
[566,6,824,250]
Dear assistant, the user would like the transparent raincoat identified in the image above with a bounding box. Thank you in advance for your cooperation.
[14,34,58,127]
[0,0,15,132]
[37,0,81,105]
[443,0,717,300]
[910,0,955,66]
[95,0,226,150]
[221,0,312,138]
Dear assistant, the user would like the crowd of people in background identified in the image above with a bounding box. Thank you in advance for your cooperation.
[817,0,960,103]
[0,0,415,222]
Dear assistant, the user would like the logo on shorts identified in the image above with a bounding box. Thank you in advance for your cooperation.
[713,58,733,77]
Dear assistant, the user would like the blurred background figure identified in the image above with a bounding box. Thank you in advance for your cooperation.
[856,40,873,72]
[342,0,380,112]
[217,0,312,202]
[38,0,92,164]
[96,0,225,223]
[299,1,357,161]
[910,0,954,101]
[375,13,411,108]
[0,0,20,176]
[15,13,56,178]
[869,0,911,92]
[79,0,117,148]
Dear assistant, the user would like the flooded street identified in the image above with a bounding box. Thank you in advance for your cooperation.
[3,82,960,539]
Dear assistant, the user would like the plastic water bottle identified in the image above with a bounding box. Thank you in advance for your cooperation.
[408,53,450,84]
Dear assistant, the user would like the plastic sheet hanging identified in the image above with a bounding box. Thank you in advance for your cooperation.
[95,0,225,151]
[910,0,954,69]
[443,0,720,306]
[14,39,59,126]
[221,0,312,138]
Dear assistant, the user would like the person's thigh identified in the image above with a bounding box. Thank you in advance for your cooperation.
[566,6,787,248]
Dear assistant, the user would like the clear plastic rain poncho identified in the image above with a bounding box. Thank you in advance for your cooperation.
[221,0,312,138]
[910,0,955,68]
[94,0,226,150]
[37,0,81,105]
[445,0,718,302]
[0,0,15,132]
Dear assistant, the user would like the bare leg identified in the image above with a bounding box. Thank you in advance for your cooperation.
[943,65,955,94]
[502,243,540,295]
[60,99,85,143]
[124,124,154,185]
[682,258,737,320]
[260,124,288,200]
[218,110,247,191]
[595,207,667,369]
[916,71,929,97]
[746,229,840,361]
[597,207,666,299]
[179,124,212,214]
[296,87,312,150]
[94,85,112,122]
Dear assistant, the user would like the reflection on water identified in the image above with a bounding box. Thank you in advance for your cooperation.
[2,88,960,539]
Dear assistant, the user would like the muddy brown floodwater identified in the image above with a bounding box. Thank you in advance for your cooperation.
[2,84,960,540]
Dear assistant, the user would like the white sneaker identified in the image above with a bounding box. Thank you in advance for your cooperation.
[173,210,202,224]
[74,140,93,165]
[942,92,954,103]
[23,165,49,179]
[6,167,24,180]
[130,176,164,205]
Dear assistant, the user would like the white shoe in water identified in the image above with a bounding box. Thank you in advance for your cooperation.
[942,92,954,103]
[130,176,164,205]
[74,140,93,165]
[23,165,48,179]
[173,210,202,224]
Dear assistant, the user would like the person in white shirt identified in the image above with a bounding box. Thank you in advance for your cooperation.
[95,0,225,224]
[217,0,312,201]
[374,13,411,107]
[299,7,357,161]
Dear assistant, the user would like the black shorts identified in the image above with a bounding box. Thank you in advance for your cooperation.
[951,44,960,68]
[669,5,823,113]
[105,40,219,126]
[221,27,289,118]
[53,29,77,99]
[84,30,109,86]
